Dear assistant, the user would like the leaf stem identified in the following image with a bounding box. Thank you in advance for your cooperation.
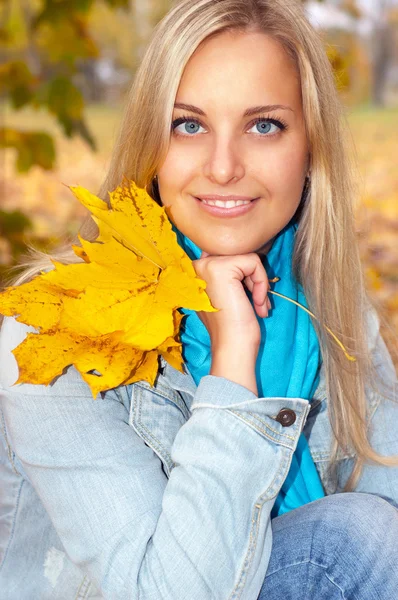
[268,290,356,362]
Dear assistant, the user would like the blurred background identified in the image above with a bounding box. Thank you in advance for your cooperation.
[1,0,397,366]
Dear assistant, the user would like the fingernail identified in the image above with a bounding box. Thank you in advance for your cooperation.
[267,297,271,310]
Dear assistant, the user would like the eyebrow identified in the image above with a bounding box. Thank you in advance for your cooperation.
[173,102,294,117]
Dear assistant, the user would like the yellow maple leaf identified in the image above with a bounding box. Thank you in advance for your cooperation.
[0,179,218,398]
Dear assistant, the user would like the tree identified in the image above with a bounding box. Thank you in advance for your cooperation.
[0,0,130,172]
[305,0,398,107]
[369,0,397,106]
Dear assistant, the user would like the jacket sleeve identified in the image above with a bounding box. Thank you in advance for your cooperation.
[337,307,398,504]
[0,316,311,600]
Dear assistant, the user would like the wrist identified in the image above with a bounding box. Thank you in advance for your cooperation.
[210,346,259,396]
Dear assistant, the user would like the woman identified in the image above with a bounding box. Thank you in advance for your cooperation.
[1,0,398,598]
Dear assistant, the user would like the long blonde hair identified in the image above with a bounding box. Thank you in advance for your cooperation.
[3,0,398,491]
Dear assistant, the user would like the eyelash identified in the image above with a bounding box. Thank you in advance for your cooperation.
[171,113,289,137]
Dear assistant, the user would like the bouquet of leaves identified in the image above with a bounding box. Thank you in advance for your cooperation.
[0,179,218,398]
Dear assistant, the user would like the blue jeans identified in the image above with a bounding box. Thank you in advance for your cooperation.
[258,492,398,599]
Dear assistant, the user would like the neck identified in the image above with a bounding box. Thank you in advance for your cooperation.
[255,237,275,257]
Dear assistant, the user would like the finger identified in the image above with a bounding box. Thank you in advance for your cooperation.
[243,278,268,317]
[255,289,271,318]
[243,275,254,293]
[201,250,210,258]
[244,275,269,296]
[252,280,268,308]
[256,302,269,318]
[248,261,269,307]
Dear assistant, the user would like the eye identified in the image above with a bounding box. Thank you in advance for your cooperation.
[171,116,206,136]
[248,116,288,136]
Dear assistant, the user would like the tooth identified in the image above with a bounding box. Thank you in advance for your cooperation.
[201,199,251,207]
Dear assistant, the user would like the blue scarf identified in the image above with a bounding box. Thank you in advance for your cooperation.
[172,219,325,517]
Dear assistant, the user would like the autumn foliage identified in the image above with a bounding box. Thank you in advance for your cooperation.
[0,180,217,397]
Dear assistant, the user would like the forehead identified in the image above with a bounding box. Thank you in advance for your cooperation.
[176,30,301,111]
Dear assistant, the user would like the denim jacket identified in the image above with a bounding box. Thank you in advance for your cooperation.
[0,308,397,600]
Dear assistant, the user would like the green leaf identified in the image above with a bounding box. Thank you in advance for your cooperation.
[0,62,36,104]
[35,19,99,64]
[33,0,94,28]
[47,76,84,119]
[0,209,32,236]
[103,0,129,7]
[57,115,97,151]
[0,128,56,172]
[10,84,34,109]
[28,132,57,170]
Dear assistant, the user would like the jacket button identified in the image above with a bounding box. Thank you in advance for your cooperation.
[275,408,297,427]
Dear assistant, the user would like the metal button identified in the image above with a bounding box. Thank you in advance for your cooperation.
[275,408,297,427]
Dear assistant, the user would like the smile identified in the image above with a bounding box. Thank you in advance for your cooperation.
[194,196,260,217]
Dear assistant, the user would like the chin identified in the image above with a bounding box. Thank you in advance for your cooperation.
[202,245,257,257]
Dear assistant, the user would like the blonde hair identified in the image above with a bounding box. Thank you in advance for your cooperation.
[3,0,398,491]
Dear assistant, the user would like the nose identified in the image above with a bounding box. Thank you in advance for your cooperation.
[203,137,245,185]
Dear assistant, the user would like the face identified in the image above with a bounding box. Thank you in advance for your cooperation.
[156,30,310,256]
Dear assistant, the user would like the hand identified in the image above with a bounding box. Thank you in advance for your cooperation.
[192,251,271,351]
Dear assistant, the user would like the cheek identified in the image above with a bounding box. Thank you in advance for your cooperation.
[157,146,197,200]
[282,137,309,175]
[158,168,198,215]
[257,145,307,191]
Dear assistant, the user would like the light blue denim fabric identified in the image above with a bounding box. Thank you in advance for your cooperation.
[0,305,397,599]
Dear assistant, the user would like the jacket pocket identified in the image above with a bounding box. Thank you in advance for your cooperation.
[129,381,190,478]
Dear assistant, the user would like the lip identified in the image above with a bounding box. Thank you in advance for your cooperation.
[194,195,260,217]
[197,194,256,201]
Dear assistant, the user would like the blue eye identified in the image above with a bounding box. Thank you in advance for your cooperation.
[172,117,205,136]
[250,119,280,135]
